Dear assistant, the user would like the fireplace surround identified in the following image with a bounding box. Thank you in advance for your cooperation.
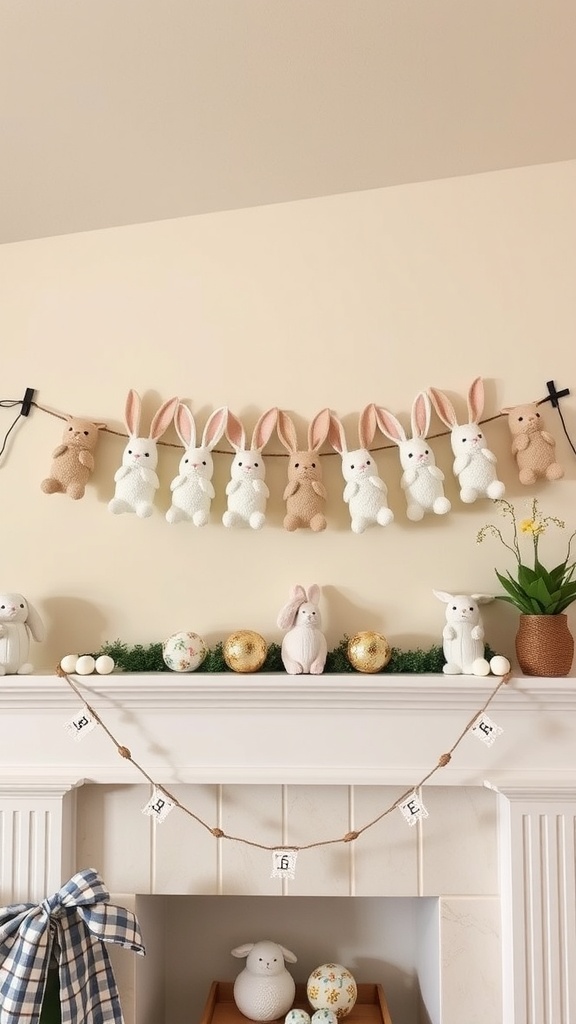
[1,671,576,1023]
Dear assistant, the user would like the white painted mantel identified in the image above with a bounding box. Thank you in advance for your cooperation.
[1,671,576,1024]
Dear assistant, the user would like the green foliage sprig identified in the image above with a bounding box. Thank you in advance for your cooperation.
[93,638,494,674]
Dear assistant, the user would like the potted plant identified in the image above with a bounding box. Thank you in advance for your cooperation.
[476,498,576,676]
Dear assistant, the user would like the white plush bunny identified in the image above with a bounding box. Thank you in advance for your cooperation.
[166,403,228,526]
[231,940,297,1023]
[0,593,46,675]
[375,393,451,521]
[328,406,394,533]
[428,377,505,503]
[433,590,495,674]
[222,408,278,529]
[277,584,327,675]
[108,390,178,518]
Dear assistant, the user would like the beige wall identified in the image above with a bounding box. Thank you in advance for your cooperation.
[1,159,575,673]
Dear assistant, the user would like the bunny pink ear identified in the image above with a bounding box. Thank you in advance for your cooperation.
[174,403,195,448]
[308,408,331,452]
[328,412,347,455]
[149,396,179,440]
[226,411,246,452]
[374,406,406,445]
[277,585,307,629]
[202,407,228,450]
[467,377,485,423]
[124,389,141,436]
[358,404,378,449]
[251,407,278,451]
[411,392,431,440]
[277,411,298,453]
[306,583,320,604]
[428,387,458,428]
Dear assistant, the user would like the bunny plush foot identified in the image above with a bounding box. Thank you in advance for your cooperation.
[433,496,451,515]
[166,506,187,524]
[545,463,564,481]
[310,514,327,532]
[192,510,209,527]
[443,662,463,675]
[249,512,265,530]
[377,508,394,527]
[460,487,478,504]
[135,503,154,518]
[283,514,299,531]
[407,503,424,522]
[17,663,33,675]
[41,477,63,494]
[222,510,242,528]
[108,498,133,514]
[487,480,506,499]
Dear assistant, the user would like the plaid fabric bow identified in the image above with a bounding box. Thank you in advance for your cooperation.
[0,867,145,1024]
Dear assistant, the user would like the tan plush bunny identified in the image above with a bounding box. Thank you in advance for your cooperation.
[41,415,106,500]
[501,402,564,484]
[276,409,331,531]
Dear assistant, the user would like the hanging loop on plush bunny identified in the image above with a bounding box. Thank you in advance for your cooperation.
[375,392,451,521]
[328,405,394,533]
[222,408,278,529]
[277,584,327,674]
[108,390,179,518]
[165,403,228,526]
[501,401,564,485]
[428,377,505,504]
[276,409,331,532]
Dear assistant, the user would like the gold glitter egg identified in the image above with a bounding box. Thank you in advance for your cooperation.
[223,630,268,673]
[347,631,391,673]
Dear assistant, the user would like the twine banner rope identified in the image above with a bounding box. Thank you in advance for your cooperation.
[57,665,512,852]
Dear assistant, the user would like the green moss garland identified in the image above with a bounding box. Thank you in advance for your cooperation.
[93,637,497,674]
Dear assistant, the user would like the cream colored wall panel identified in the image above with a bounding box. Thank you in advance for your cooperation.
[421,786,498,896]
[439,897,502,1024]
[350,785,419,896]
[76,784,152,892]
[220,785,284,895]
[152,784,220,894]
[283,785,352,896]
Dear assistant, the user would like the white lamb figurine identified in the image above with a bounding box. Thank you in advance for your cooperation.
[375,392,451,521]
[428,377,505,504]
[277,584,327,675]
[433,590,513,676]
[328,406,394,533]
[0,593,46,675]
[231,939,297,1022]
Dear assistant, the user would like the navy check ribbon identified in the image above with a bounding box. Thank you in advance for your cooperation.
[0,867,145,1024]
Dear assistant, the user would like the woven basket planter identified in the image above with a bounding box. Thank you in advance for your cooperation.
[515,613,574,677]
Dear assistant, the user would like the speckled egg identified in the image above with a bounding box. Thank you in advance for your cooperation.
[311,1011,339,1024]
[285,1010,311,1024]
[307,964,357,1020]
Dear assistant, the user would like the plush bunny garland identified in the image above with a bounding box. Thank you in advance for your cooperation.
[501,401,564,485]
[328,405,394,533]
[428,377,505,503]
[222,408,278,529]
[375,393,451,521]
[108,390,179,518]
[276,409,331,531]
[41,415,106,500]
[277,584,327,674]
[166,403,228,526]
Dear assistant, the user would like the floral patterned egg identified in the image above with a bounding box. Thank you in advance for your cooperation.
[162,631,207,672]
[307,964,357,1020]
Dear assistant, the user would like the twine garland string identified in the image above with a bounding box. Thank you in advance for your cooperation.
[57,664,512,853]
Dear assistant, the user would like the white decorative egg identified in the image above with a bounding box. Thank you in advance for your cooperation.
[490,655,511,676]
[95,655,115,675]
[162,631,207,672]
[75,655,96,675]
[285,1011,310,1024]
[307,964,357,1020]
[311,1011,338,1024]
[60,654,79,673]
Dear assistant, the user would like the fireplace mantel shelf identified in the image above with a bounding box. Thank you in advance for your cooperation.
[1,672,576,789]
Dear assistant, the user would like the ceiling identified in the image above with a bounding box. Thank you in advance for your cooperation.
[2,0,576,244]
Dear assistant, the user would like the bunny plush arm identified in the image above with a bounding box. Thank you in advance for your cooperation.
[375,392,450,521]
[277,409,331,531]
[222,408,278,529]
[501,402,564,484]
[428,377,505,503]
[108,390,178,517]
[166,404,228,525]
[328,406,393,533]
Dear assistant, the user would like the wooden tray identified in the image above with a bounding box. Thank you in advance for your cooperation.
[200,982,393,1024]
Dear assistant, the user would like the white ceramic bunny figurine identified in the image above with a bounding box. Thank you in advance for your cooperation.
[375,393,451,521]
[0,593,46,675]
[166,403,228,526]
[231,940,297,1022]
[328,405,394,533]
[222,408,278,529]
[108,390,178,518]
[428,377,505,503]
[277,584,327,675]
[433,590,495,674]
